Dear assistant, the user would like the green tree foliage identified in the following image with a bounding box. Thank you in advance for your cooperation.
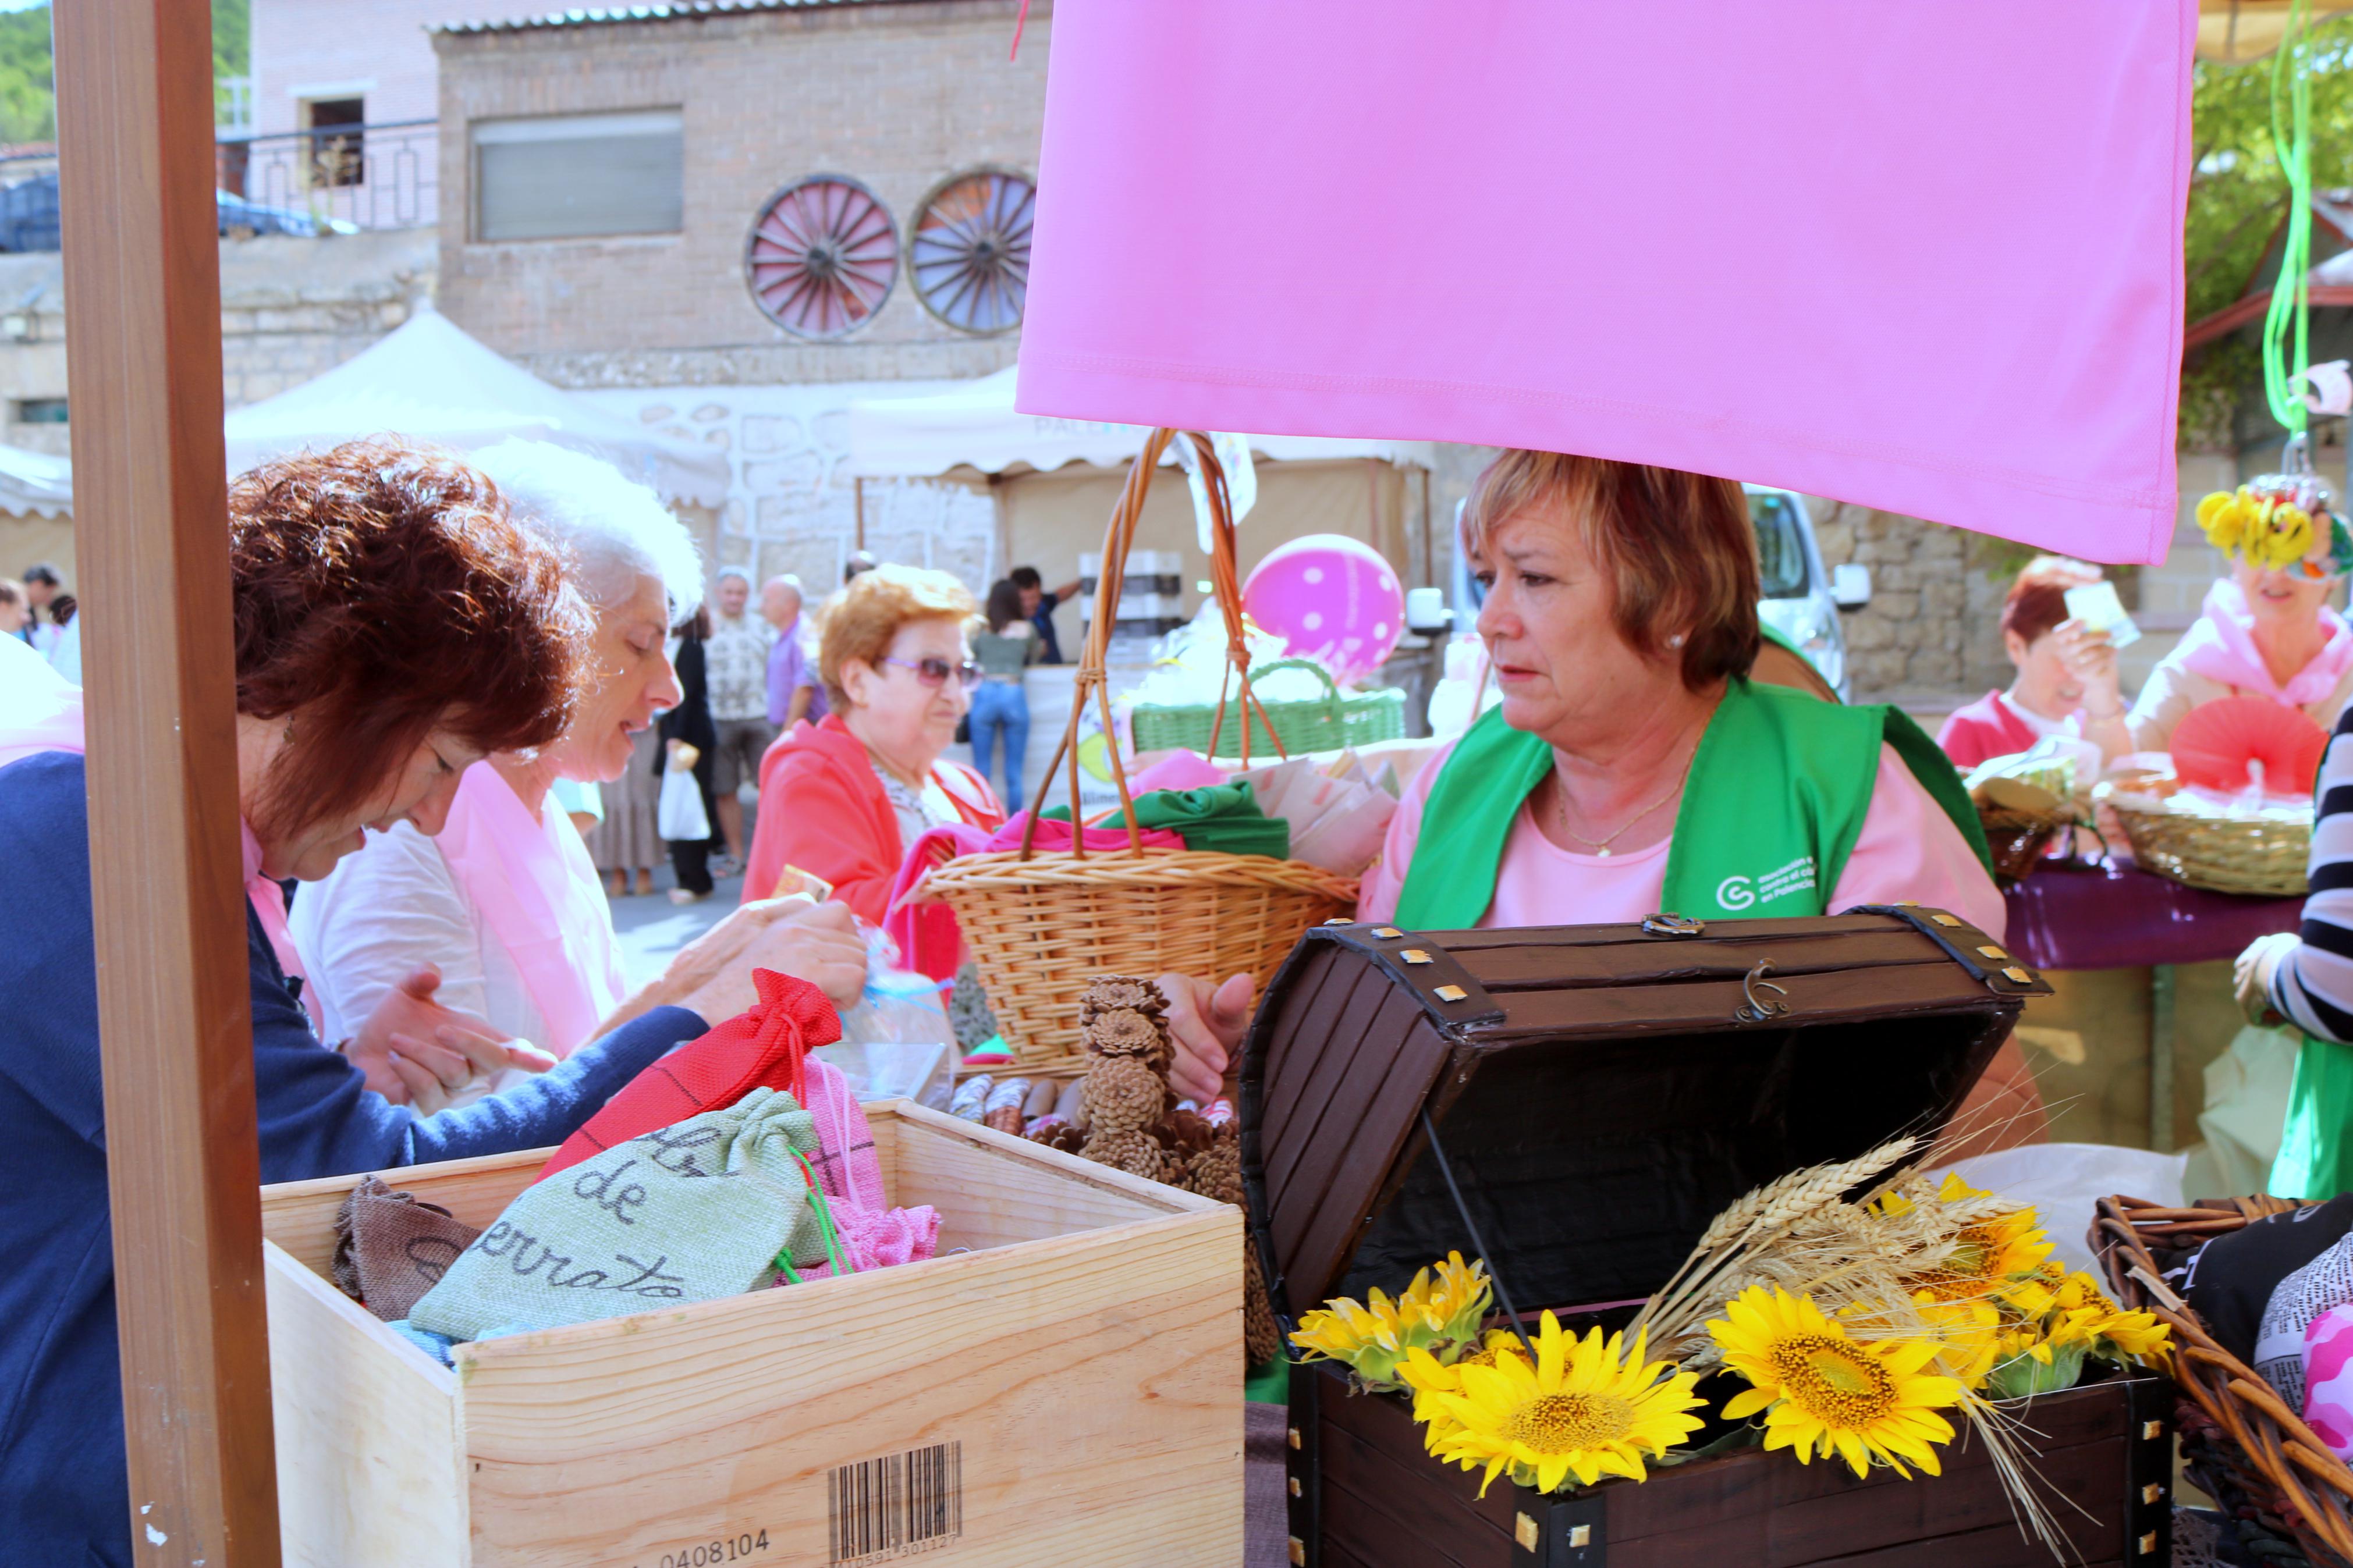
[2182,20,2353,449]
[0,1,249,146]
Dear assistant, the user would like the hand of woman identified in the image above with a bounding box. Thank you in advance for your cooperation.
[1158,970,1257,1103]
[672,898,870,1023]
[2049,618,2123,718]
[345,964,559,1109]
[2235,931,2301,1026]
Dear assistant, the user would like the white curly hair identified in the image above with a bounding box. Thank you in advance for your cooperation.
[468,439,705,619]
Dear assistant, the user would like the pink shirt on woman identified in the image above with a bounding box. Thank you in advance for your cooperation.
[1357,739,2007,940]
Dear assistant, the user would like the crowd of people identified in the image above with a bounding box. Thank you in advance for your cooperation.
[3,561,78,682]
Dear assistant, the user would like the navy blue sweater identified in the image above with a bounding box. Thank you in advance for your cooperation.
[0,752,707,1566]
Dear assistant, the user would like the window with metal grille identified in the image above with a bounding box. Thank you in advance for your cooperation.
[471,109,683,243]
[15,399,66,424]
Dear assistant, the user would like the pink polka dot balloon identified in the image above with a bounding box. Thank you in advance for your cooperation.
[1241,534,1404,685]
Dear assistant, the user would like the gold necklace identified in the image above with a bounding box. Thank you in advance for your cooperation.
[1551,742,1699,859]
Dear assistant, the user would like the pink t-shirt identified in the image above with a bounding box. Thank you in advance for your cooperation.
[1357,739,2007,941]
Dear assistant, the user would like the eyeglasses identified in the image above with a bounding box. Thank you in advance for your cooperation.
[884,656,982,689]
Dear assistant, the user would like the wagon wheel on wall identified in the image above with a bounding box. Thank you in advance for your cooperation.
[909,169,1034,335]
[745,174,899,340]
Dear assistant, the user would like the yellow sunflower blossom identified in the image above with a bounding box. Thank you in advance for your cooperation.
[1905,1203,2052,1303]
[1289,1254,1493,1386]
[1710,1286,1964,1480]
[1414,1313,1705,1496]
[1912,1292,2002,1390]
[1399,1331,1533,1453]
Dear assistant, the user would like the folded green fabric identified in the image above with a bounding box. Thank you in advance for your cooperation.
[409,1087,829,1341]
[1044,781,1289,858]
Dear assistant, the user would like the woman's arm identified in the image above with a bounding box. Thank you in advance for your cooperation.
[743,749,896,919]
[2250,717,2353,1040]
[1827,744,2008,941]
[289,823,495,1044]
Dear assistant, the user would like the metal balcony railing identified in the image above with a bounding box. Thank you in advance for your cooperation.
[214,119,439,233]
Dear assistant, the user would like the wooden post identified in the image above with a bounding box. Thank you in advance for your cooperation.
[855,474,868,549]
[55,1,283,1562]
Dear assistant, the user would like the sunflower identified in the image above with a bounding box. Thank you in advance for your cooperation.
[1911,1292,2002,1390]
[1710,1286,1964,1479]
[1398,1331,1533,1448]
[1905,1201,2052,1304]
[1411,1313,1704,1495]
[1289,1253,1493,1385]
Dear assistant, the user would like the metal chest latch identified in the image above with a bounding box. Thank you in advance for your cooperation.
[1734,959,1790,1023]
[1641,912,1705,938]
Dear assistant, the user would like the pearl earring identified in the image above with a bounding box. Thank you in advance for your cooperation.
[1667,633,1687,649]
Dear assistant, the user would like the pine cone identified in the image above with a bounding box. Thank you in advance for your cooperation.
[1081,1053,1165,1137]
[1081,1126,1170,1183]
[1081,976,1167,1022]
[1085,1008,1169,1061]
[1026,1121,1087,1155]
[1187,1128,1245,1207]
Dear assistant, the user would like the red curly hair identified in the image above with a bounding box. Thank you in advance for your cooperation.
[231,440,591,840]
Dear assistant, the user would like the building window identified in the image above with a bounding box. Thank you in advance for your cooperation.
[14,398,66,424]
[472,110,684,243]
[304,97,365,189]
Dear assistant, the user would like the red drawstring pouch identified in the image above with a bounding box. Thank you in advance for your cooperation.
[537,969,842,1182]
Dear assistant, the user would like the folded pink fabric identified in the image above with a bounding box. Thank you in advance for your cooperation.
[1019,0,2194,564]
[789,1057,938,1279]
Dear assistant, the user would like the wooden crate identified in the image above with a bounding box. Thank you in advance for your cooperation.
[1287,1359,2174,1567]
[260,1100,1241,1567]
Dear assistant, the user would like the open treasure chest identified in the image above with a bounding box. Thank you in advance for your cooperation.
[1239,908,2175,1568]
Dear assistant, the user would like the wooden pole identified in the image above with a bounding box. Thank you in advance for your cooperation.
[855,474,868,549]
[55,1,283,1562]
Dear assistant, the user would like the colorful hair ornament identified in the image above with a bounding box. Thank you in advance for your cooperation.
[2198,472,2343,578]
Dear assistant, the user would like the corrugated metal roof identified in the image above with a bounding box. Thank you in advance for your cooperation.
[433,0,971,35]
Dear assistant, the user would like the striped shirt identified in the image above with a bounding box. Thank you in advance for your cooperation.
[2270,705,2353,1040]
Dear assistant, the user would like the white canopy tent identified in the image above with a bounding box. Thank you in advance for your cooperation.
[847,367,1439,624]
[222,308,733,507]
[847,365,1435,478]
[0,443,77,592]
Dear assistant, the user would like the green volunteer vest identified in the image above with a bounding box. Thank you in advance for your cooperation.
[1392,678,1990,929]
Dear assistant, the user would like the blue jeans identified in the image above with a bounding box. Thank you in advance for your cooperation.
[968,680,1030,812]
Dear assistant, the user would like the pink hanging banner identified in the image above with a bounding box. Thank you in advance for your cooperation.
[1018,1,2195,564]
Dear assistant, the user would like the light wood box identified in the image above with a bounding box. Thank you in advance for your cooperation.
[259,1100,1243,1567]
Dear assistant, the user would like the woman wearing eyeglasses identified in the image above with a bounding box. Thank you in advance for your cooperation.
[743,564,1005,982]
[2128,484,2353,752]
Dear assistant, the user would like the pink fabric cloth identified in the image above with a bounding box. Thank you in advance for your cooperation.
[0,635,82,770]
[1936,691,2045,771]
[885,813,1188,977]
[2173,581,2353,709]
[433,762,628,1058]
[2306,1306,2353,1461]
[1127,750,1229,795]
[1357,739,2007,941]
[1019,1,2192,564]
[792,1057,939,1279]
[242,820,325,1034]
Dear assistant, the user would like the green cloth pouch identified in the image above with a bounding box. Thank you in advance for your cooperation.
[409,1087,828,1341]
[1044,781,1289,858]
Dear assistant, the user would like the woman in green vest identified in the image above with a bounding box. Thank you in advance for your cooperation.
[1161,449,2042,1147]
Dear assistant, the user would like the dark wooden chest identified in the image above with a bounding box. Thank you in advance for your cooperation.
[1237,908,2171,1568]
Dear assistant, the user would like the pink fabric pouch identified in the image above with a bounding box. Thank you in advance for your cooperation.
[796,1057,939,1279]
[1019,1,2194,564]
[2305,1304,2353,1460]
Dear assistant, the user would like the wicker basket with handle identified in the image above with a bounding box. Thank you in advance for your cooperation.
[2095,780,2312,898]
[2092,1193,2353,1565]
[1130,657,1406,759]
[920,429,1358,1069]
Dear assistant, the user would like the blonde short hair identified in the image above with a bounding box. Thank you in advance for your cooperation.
[817,563,979,710]
[1463,450,1760,689]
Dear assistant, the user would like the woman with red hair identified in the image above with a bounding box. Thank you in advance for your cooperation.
[1936,558,2129,771]
[0,440,862,1565]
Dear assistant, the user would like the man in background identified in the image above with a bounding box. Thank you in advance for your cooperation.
[1010,564,1083,666]
[761,573,826,730]
[701,567,775,877]
[0,579,25,642]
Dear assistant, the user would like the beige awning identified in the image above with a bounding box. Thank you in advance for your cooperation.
[2200,1,2353,63]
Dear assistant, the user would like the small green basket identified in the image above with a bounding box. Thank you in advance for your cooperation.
[1129,657,1406,760]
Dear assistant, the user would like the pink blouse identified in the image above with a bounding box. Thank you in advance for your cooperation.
[1357,740,2007,941]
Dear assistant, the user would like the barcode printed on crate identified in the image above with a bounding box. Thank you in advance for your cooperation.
[826,1441,963,1564]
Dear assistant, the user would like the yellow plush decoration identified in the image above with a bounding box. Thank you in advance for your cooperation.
[2198,489,2248,553]
[2269,505,2315,569]
[2199,486,2322,573]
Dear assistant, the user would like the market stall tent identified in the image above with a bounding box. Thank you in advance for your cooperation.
[849,367,1439,625]
[0,443,74,588]
[222,307,732,509]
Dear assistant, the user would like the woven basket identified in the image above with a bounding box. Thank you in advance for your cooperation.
[2093,1193,2353,1566]
[1977,802,2070,884]
[921,429,1358,1071]
[1131,657,1406,759]
[2097,780,2312,898]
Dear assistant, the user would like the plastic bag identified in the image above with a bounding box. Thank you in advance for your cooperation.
[656,762,709,842]
[818,926,956,1108]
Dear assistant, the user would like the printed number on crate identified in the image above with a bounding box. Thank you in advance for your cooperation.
[637,1531,769,1568]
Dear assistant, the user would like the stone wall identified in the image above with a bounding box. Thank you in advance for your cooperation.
[434,0,1046,385]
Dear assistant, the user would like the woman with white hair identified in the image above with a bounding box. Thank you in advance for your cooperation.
[293,440,863,1110]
